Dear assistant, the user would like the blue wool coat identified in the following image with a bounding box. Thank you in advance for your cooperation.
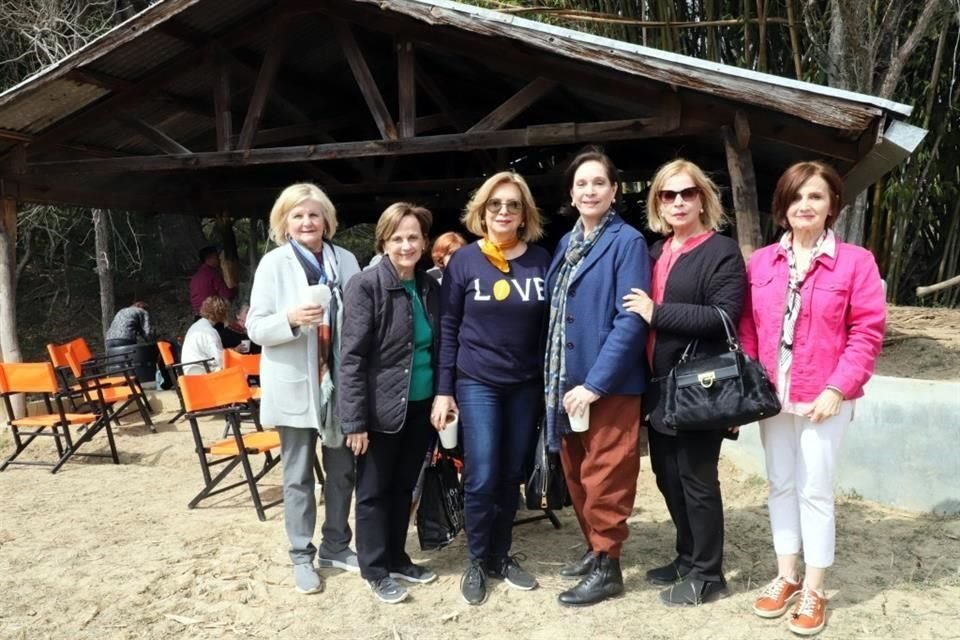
[546,214,652,397]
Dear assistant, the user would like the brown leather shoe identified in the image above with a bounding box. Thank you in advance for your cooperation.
[753,576,802,618]
[788,589,827,636]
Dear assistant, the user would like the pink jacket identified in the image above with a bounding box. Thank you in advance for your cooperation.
[739,240,886,403]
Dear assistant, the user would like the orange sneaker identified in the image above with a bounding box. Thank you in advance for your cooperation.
[753,576,802,618]
[788,589,827,636]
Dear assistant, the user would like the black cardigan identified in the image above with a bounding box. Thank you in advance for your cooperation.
[644,233,747,434]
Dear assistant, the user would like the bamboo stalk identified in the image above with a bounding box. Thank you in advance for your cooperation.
[755,0,769,72]
[785,0,803,78]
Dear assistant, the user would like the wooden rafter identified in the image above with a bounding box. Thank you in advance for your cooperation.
[26,117,684,175]
[117,113,192,154]
[334,20,399,141]
[237,20,289,151]
[213,47,233,152]
[397,40,416,139]
[467,77,557,133]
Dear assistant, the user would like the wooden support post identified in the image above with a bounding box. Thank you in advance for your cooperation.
[118,113,192,154]
[722,111,763,257]
[335,20,398,141]
[92,209,115,340]
[468,77,557,133]
[237,20,288,151]
[397,40,416,139]
[0,197,22,364]
[213,47,233,152]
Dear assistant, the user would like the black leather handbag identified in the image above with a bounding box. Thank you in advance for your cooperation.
[416,450,465,550]
[524,425,570,511]
[662,306,781,431]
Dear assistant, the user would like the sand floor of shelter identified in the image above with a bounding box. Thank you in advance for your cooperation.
[1,410,959,640]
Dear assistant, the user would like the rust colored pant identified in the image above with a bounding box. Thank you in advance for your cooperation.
[560,394,642,559]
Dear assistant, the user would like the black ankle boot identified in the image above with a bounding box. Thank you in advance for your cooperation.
[559,549,596,578]
[557,553,624,606]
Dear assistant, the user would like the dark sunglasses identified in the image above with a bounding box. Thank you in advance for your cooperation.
[658,187,701,204]
[485,199,523,214]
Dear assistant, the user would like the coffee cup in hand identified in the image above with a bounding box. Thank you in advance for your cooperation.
[306,283,331,309]
[569,404,590,433]
[438,410,459,449]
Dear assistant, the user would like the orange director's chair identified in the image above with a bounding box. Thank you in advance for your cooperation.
[179,367,312,521]
[0,362,118,474]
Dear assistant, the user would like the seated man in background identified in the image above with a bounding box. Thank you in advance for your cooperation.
[180,296,230,375]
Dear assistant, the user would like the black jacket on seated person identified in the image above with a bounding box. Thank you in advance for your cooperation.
[644,233,747,435]
[338,257,440,436]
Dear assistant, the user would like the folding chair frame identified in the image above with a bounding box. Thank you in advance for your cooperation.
[0,363,118,474]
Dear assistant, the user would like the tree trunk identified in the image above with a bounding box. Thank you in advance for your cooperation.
[93,209,115,340]
[216,212,240,291]
[835,191,868,246]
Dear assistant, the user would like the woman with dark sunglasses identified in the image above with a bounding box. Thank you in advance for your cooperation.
[431,171,550,605]
[623,159,746,607]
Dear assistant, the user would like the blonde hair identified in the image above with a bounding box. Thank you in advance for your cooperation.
[646,159,727,235]
[268,183,338,245]
[461,171,544,242]
[374,203,433,254]
[199,296,230,324]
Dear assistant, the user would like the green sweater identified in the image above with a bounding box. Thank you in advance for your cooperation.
[402,279,434,401]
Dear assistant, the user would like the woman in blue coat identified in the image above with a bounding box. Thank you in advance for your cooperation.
[545,148,651,607]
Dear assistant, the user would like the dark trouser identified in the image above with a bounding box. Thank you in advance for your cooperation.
[648,427,726,583]
[560,395,641,559]
[355,399,435,581]
[457,378,540,563]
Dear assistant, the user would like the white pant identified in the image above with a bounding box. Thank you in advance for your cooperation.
[759,404,852,568]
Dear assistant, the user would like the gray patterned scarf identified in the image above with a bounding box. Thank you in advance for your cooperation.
[544,209,615,452]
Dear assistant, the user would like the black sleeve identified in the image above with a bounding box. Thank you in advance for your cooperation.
[649,242,747,340]
[338,275,377,435]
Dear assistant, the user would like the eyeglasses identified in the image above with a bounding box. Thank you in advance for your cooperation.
[658,187,701,204]
[485,199,523,214]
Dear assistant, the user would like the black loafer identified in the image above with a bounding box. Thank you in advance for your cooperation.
[659,576,730,607]
[645,561,689,586]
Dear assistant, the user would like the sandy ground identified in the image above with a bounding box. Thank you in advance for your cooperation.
[1,403,959,640]
[878,305,960,380]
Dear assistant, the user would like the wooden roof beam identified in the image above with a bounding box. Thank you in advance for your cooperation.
[237,19,289,151]
[334,20,399,141]
[117,113,192,154]
[212,47,233,152]
[26,116,686,175]
[397,40,416,139]
[467,77,557,133]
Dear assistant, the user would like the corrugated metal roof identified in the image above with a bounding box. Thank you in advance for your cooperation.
[0,0,914,153]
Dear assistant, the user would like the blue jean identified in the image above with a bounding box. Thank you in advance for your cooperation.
[456,378,541,563]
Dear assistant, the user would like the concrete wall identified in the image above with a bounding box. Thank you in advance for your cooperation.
[723,375,960,515]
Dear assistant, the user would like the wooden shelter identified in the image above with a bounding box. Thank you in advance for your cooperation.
[0,0,924,242]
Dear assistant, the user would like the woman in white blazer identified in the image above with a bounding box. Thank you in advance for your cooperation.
[246,183,361,595]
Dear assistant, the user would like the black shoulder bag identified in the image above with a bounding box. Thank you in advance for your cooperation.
[663,306,781,431]
[524,423,570,511]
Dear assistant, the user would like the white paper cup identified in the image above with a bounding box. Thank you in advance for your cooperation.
[238,339,251,354]
[438,411,459,449]
[569,404,590,433]
[306,283,331,309]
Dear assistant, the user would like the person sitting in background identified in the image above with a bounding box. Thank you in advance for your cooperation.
[224,303,260,354]
[180,296,230,375]
[105,301,155,349]
[427,231,467,283]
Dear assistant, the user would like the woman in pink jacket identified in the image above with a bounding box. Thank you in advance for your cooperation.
[739,161,885,637]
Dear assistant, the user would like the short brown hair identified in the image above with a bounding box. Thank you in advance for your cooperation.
[431,231,467,268]
[772,161,844,230]
[646,159,727,235]
[268,183,338,245]
[462,171,545,242]
[375,203,433,253]
[199,296,230,324]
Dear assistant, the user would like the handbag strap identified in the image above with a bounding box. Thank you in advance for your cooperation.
[678,306,741,364]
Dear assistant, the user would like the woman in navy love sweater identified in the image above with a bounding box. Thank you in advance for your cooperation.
[431,171,550,606]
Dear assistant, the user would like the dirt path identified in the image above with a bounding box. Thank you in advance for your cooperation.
[1,411,958,640]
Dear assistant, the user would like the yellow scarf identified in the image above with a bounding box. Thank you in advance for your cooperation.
[479,237,519,273]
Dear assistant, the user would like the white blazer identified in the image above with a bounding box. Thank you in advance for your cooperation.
[246,242,360,432]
